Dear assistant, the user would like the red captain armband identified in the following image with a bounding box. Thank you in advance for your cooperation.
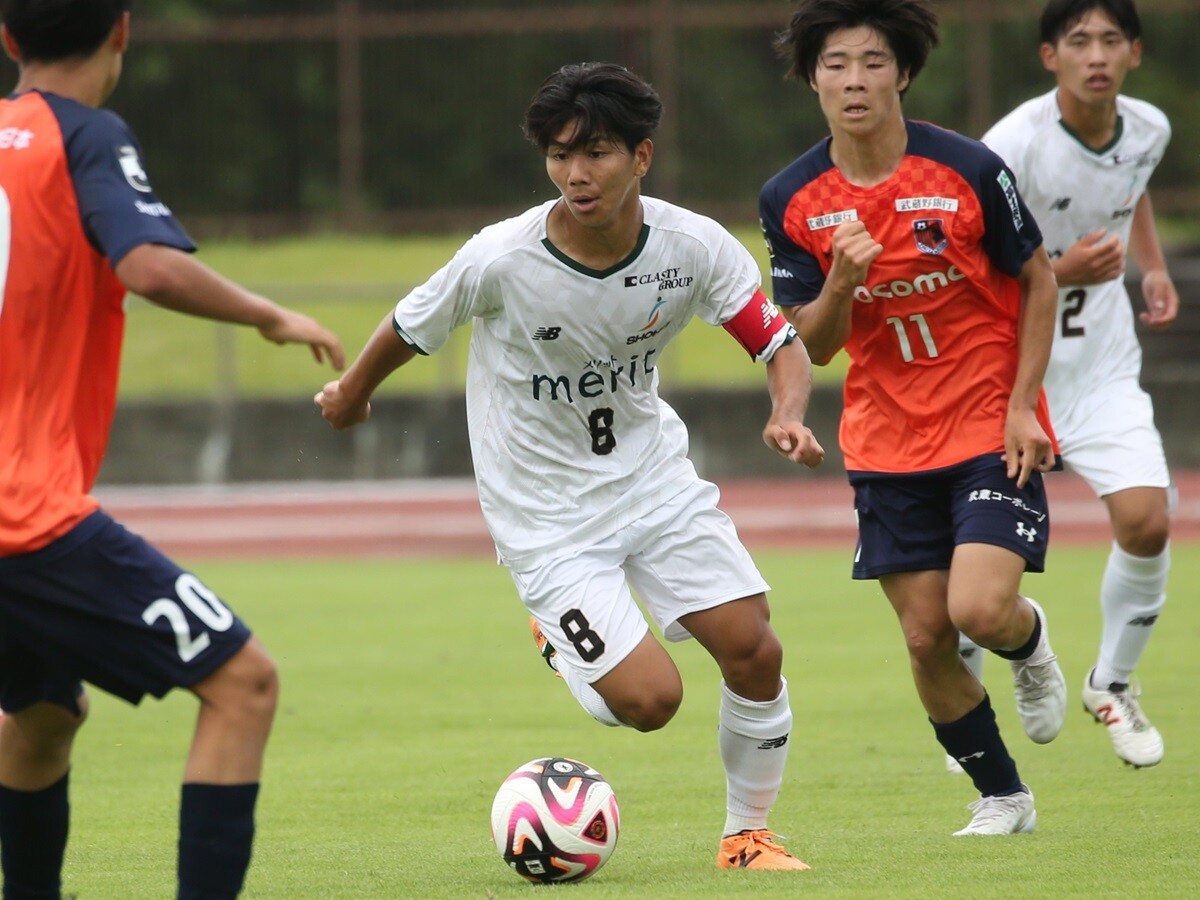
[722,290,795,362]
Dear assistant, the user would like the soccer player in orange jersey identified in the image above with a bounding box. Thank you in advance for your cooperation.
[761,0,1065,835]
[0,2,343,897]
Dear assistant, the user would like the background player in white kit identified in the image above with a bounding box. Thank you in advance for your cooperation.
[316,62,825,869]
[962,0,1176,769]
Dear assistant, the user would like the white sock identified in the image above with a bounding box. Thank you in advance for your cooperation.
[958,633,985,682]
[559,663,622,727]
[718,678,792,837]
[1094,542,1169,687]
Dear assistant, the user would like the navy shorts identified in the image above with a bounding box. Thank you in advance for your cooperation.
[848,453,1051,580]
[0,511,252,714]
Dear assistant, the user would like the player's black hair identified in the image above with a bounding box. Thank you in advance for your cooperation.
[1039,0,1141,45]
[523,62,663,154]
[774,0,939,95]
[1,0,131,63]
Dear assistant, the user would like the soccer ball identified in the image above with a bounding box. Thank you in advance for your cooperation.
[490,757,620,884]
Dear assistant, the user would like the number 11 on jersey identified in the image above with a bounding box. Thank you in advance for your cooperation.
[886,313,939,362]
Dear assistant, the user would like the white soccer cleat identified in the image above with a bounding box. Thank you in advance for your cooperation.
[953,787,1036,836]
[1009,598,1067,743]
[945,753,965,774]
[1081,670,1164,768]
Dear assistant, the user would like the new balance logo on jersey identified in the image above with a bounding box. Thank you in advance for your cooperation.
[757,735,789,750]
[1016,523,1038,542]
[1050,197,1072,211]
[533,327,561,341]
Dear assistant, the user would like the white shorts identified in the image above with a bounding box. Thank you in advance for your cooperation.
[509,478,769,683]
[1053,376,1170,497]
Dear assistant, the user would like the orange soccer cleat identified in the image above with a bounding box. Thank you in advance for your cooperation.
[717,830,810,871]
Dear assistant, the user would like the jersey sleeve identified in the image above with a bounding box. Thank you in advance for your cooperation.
[63,107,195,266]
[392,235,497,355]
[690,219,762,327]
[977,151,1042,278]
[758,179,826,307]
[979,113,1029,176]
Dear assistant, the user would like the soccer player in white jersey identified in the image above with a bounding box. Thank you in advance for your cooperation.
[973,0,1177,768]
[316,62,825,870]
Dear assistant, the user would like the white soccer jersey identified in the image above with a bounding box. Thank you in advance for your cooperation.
[982,89,1171,420]
[393,196,765,570]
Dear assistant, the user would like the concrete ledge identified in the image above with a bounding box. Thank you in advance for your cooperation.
[101,378,1198,485]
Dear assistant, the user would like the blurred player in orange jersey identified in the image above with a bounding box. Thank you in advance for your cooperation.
[0,1,343,897]
[762,0,1065,836]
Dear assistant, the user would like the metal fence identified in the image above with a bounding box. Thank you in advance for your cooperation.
[5,0,1194,234]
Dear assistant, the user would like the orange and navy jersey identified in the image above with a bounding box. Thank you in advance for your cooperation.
[0,90,194,555]
[760,120,1058,474]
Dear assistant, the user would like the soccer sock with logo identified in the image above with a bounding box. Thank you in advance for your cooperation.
[559,665,623,727]
[718,678,792,837]
[177,782,259,900]
[931,693,1022,797]
[0,771,69,898]
[1094,542,1169,687]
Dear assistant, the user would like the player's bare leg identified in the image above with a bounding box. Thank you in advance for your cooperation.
[949,543,1066,744]
[589,634,683,732]
[883,564,1038,835]
[186,637,278,783]
[177,636,278,899]
[0,696,88,897]
[883,570,983,722]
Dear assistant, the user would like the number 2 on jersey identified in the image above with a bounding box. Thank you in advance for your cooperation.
[1061,288,1086,337]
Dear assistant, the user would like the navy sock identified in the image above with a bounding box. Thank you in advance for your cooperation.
[932,694,1022,797]
[177,783,259,900]
[991,606,1042,661]
[0,771,69,900]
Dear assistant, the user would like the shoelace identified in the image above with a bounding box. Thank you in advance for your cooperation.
[964,793,1027,825]
[733,831,790,853]
[1106,681,1152,732]
[1014,659,1056,700]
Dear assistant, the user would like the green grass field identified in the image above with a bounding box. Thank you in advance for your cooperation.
[118,227,852,399]
[65,545,1200,898]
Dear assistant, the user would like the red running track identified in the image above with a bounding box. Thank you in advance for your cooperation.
[93,471,1200,560]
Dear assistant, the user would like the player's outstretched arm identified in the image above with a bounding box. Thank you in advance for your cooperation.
[761,338,825,468]
[315,311,418,430]
[115,243,345,370]
[1004,245,1057,488]
[1129,192,1179,331]
[782,221,881,365]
